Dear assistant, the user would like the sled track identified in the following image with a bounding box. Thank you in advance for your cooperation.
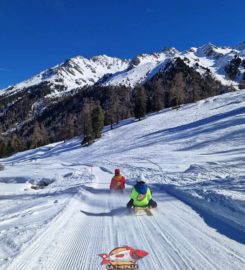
[168,202,245,266]
[5,196,80,270]
[4,167,245,270]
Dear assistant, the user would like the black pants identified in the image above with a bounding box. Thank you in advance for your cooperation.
[127,199,157,208]
[148,199,157,208]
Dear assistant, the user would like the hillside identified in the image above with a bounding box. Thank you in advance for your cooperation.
[1,41,245,95]
[0,41,245,157]
[0,89,244,269]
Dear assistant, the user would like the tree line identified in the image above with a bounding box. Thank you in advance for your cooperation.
[0,57,231,157]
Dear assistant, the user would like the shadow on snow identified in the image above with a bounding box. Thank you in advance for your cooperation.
[80,207,130,217]
[154,184,245,245]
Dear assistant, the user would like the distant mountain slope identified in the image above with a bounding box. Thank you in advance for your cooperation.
[0,41,244,157]
[0,55,130,97]
[102,43,245,88]
[1,41,245,98]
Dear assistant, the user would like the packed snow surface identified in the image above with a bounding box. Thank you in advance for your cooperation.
[0,90,245,269]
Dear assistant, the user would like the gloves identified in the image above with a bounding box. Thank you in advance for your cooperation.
[127,199,134,208]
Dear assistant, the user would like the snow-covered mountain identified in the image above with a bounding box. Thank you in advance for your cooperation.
[101,48,178,88]
[1,40,245,159]
[236,40,245,55]
[0,89,245,269]
[1,41,245,98]
[102,43,245,88]
[0,55,130,97]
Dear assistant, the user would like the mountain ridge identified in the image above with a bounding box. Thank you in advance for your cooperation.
[0,40,245,157]
[1,41,245,97]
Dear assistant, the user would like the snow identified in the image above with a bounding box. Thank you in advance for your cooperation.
[101,50,179,88]
[236,41,245,56]
[102,42,244,88]
[0,182,30,195]
[0,90,245,269]
[1,41,244,99]
[182,45,241,88]
[0,55,130,97]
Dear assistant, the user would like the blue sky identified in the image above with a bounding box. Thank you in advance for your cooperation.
[0,0,244,89]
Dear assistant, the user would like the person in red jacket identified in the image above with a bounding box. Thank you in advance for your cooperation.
[110,168,126,190]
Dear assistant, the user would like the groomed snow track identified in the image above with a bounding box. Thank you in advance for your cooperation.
[4,167,245,270]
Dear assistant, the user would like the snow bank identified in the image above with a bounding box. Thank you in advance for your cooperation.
[165,184,245,232]
[162,162,245,232]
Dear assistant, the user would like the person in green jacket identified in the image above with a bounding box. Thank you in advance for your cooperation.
[127,174,157,208]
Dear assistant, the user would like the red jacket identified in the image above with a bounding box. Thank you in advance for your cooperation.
[110,175,126,190]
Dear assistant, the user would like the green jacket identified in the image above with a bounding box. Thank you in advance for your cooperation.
[130,187,152,207]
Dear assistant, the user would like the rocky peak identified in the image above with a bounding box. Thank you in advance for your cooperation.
[235,40,245,56]
[161,47,178,56]
[196,43,218,57]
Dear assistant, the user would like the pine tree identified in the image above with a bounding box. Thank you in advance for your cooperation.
[105,88,118,129]
[10,134,24,152]
[153,80,165,111]
[5,140,15,156]
[146,95,153,113]
[113,89,120,125]
[62,113,76,139]
[30,121,48,149]
[170,73,185,107]
[0,135,7,157]
[82,100,94,145]
[133,85,146,121]
[92,103,104,138]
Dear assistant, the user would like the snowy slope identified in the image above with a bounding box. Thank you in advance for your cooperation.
[101,48,178,88]
[1,41,245,98]
[102,43,245,88]
[2,170,245,270]
[236,41,245,56]
[0,55,129,97]
[0,89,245,269]
[183,43,243,87]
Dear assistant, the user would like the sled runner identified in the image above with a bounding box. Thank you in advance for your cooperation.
[133,206,153,216]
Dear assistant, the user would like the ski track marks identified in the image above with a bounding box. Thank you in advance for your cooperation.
[4,167,245,270]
